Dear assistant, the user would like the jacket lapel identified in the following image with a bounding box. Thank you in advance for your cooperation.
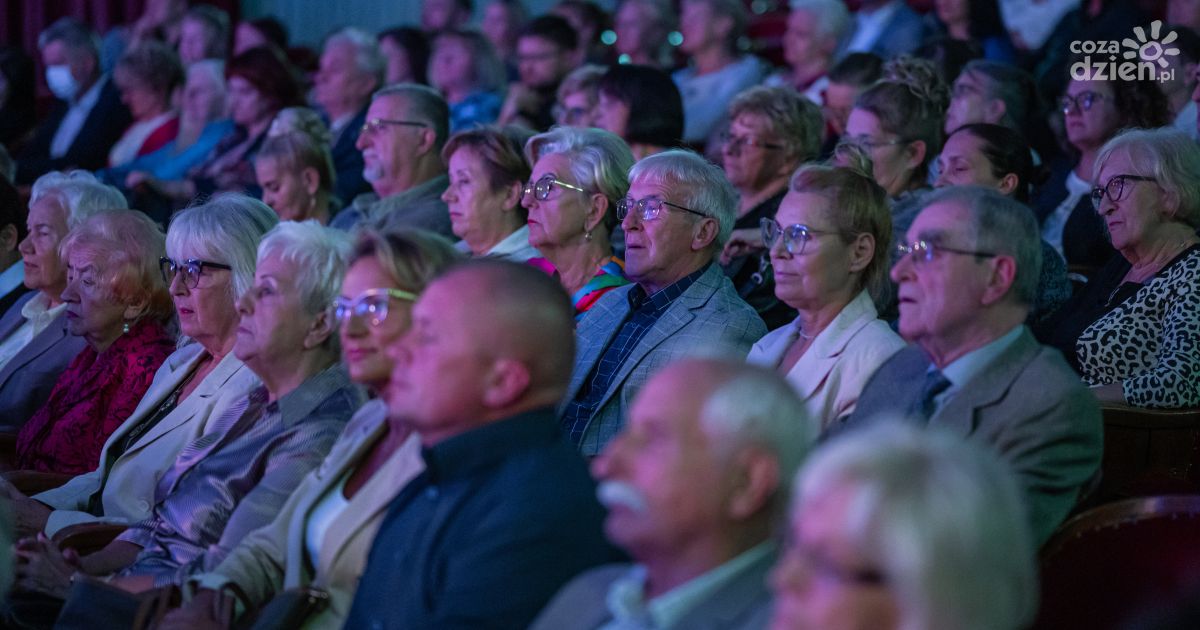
[932,329,1041,436]
[565,288,634,403]
[123,350,247,456]
[0,313,71,386]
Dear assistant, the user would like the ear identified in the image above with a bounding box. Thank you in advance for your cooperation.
[691,217,720,251]
[303,309,336,349]
[0,225,17,253]
[980,254,1018,306]
[500,180,523,213]
[904,140,928,171]
[1159,186,1182,221]
[847,232,875,274]
[983,98,1007,125]
[726,447,781,520]
[584,194,610,233]
[997,173,1020,197]
[300,167,321,197]
[481,357,531,408]
[415,127,438,156]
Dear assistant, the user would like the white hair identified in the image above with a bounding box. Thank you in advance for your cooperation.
[795,421,1037,630]
[30,170,127,228]
[326,27,385,88]
[628,149,738,246]
[789,0,851,42]
[257,220,353,317]
[525,126,635,232]
[166,193,279,299]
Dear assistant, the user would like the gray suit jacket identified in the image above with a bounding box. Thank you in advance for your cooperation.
[565,264,767,456]
[330,174,452,238]
[840,327,1102,545]
[0,292,87,430]
[530,551,776,630]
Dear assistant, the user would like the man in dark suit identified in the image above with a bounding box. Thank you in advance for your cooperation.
[840,186,1102,545]
[0,177,30,318]
[312,27,381,206]
[15,18,132,185]
[532,359,816,630]
[344,261,615,629]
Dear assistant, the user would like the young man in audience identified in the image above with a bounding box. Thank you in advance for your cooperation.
[838,186,1102,546]
[837,0,926,60]
[563,150,766,457]
[344,261,615,629]
[499,15,580,132]
[532,358,816,629]
[332,84,452,236]
[312,27,383,205]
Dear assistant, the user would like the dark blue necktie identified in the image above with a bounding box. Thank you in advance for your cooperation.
[914,369,952,421]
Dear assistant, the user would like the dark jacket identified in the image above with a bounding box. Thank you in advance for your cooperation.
[15,75,132,184]
[330,107,371,206]
[1031,158,1115,271]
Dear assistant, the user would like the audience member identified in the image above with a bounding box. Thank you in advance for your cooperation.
[1037,128,1200,409]
[0,178,29,316]
[821,52,883,146]
[524,126,633,316]
[719,87,824,329]
[771,422,1037,630]
[943,60,1038,137]
[107,41,183,168]
[257,121,338,224]
[177,5,230,65]
[14,210,175,475]
[611,0,676,69]
[499,15,580,131]
[838,0,926,60]
[926,0,1017,63]
[313,28,384,205]
[0,47,37,150]
[233,17,288,57]
[343,261,615,628]
[594,64,684,159]
[554,64,606,128]
[333,84,452,236]
[15,18,133,185]
[0,172,122,430]
[749,165,904,428]
[533,358,817,629]
[673,0,767,146]
[841,186,1102,545]
[564,150,766,455]
[766,0,851,105]
[109,0,187,55]
[429,30,506,132]
[481,0,529,63]
[552,0,612,64]
[1165,26,1200,137]
[378,27,430,86]
[421,0,474,34]
[442,126,538,260]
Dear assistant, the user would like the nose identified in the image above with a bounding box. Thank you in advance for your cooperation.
[236,290,252,317]
[890,253,912,284]
[18,233,32,256]
[342,310,369,338]
[60,278,78,303]
[620,205,641,232]
[441,186,455,204]
[168,269,188,296]
[355,130,370,151]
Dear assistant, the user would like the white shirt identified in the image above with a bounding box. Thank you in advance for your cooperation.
[999,0,1080,52]
[49,75,107,159]
[108,111,176,167]
[305,471,351,566]
[0,291,68,373]
[1041,169,1091,258]
[844,1,903,54]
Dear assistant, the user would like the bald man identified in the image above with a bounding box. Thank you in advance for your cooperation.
[344,260,616,629]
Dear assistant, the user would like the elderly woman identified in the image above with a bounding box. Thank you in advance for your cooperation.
[1037,128,1200,408]
[441,126,539,260]
[11,222,361,620]
[770,422,1036,630]
[162,229,462,629]
[14,211,176,474]
[522,126,634,318]
[430,30,506,132]
[720,86,824,330]
[554,64,606,128]
[256,111,338,223]
[747,165,904,428]
[108,41,184,168]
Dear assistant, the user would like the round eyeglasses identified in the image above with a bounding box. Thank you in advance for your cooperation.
[160,257,232,289]
[616,196,707,222]
[333,288,418,327]
[761,218,842,255]
[1090,174,1156,209]
[522,175,589,201]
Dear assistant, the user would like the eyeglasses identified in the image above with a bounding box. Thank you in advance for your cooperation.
[616,196,708,222]
[1090,174,1156,209]
[159,257,232,289]
[845,135,909,150]
[522,175,589,201]
[1060,91,1107,115]
[360,118,427,135]
[895,240,998,264]
[720,131,785,153]
[333,288,418,327]
[761,218,841,255]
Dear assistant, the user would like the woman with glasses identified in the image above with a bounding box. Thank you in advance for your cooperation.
[1031,76,1169,272]
[1036,128,1200,408]
[160,228,461,629]
[0,194,275,540]
[747,165,904,429]
[522,126,635,319]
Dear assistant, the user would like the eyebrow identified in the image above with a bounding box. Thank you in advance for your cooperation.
[915,230,950,243]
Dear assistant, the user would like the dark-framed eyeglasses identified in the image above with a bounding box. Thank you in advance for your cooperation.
[720,131,785,153]
[522,174,589,201]
[616,196,708,222]
[333,288,419,327]
[159,257,232,289]
[1060,91,1106,115]
[761,218,841,255]
[1090,174,1156,209]
[360,118,427,135]
[895,240,998,264]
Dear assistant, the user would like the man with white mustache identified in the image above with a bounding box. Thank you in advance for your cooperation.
[533,358,816,630]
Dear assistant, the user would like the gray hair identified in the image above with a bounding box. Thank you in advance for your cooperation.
[920,186,1042,306]
[372,83,450,151]
[325,27,386,89]
[1094,127,1200,230]
[796,421,1037,630]
[525,126,635,232]
[628,149,738,246]
[789,0,851,42]
[269,107,333,145]
[30,171,127,228]
[38,17,99,61]
[167,193,280,299]
[257,220,353,317]
[728,86,824,164]
[556,64,607,108]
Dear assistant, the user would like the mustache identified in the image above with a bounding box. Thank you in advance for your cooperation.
[596,480,648,514]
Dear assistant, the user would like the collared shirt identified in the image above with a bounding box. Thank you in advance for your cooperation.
[601,543,774,630]
[456,225,541,262]
[0,291,66,373]
[1042,170,1091,258]
[116,364,361,586]
[561,265,709,445]
[49,75,107,158]
[844,1,903,53]
[935,324,1026,408]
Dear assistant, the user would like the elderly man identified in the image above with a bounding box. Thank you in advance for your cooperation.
[532,358,816,629]
[498,15,580,132]
[840,186,1102,545]
[767,0,851,104]
[344,261,614,628]
[313,28,384,205]
[943,60,1040,137]
[0,172,125,429]
[331,84,452,237]
[563,150,767,456]
[15,18,132,185]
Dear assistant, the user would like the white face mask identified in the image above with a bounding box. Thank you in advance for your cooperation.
[45,65,79,101]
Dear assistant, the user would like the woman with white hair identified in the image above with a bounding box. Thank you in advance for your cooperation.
[770,421,1037,630]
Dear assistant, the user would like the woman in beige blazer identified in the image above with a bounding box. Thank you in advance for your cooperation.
[167,228,463,629]
[0,195,278,536]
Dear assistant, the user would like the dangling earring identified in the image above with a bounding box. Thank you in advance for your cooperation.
[585,229,593,242]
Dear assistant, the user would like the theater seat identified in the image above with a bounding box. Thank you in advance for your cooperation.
[1100,404,1200,501]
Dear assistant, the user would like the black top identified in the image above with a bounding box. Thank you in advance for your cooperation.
[722,190,796,331]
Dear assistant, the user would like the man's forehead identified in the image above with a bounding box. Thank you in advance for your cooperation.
[908,201,970,241]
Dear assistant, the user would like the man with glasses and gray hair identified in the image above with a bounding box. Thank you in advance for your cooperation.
[838,185,1101,546]
[331,84,452,237]
[563,149,766,457]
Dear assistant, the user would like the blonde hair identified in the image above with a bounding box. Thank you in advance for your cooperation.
[60,210,173,323]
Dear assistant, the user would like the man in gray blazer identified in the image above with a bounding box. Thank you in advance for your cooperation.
[839,187,1102,545]
[533,359,816,630]
[563,150,767,456]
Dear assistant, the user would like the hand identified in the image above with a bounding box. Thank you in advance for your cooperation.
[14,533,81,599]
[10,495,52,538]
[721,227,766,265]
[158,590,226,630]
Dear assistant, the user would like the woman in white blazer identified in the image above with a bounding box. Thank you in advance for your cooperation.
[0,194,278,536]
[748,164,904,429]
